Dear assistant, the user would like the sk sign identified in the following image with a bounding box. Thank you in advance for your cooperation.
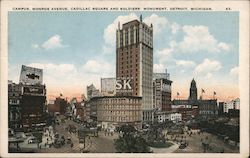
[116,77,133,92]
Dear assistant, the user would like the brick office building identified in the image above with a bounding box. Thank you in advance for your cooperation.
[116,16,154,122]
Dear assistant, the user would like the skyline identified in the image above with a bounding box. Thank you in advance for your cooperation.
[8,12,239,102]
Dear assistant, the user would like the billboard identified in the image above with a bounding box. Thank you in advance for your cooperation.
[19,65,43,85]
[101,78,116,96]
[23,86,45,96]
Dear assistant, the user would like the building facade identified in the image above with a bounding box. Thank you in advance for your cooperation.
[172,79,218,119]
[154,111,182,123]
[88,96,142,130]
[116,16,153,122]
[21,84,47,131]
[87,84,101,100]
[48,97,67,115]
[223,98,240,113]
[153,70,172,111]
[8,81,22,129]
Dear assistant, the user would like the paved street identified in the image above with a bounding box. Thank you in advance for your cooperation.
[10,115,238,154]
[173,130,239,153]
[38,116,117,153]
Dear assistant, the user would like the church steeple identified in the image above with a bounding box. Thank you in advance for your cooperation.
[189,78,197,100]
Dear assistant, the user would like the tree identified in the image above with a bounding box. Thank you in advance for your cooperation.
[114,124,151,153]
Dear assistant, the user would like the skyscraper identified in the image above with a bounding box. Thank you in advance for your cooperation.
[116,16,154,122]
[189,79,197,100]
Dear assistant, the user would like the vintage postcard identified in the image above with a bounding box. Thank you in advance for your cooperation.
[0,0,249,158]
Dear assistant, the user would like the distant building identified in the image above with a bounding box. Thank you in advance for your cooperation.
[154,111,181,123]
[189,79,197,100]
[87,84,101,100]
[223,98,240,113]
[172,79,218,119]
[73,101,88,122]
[153,69,170,80]
[87,96,142,130]
[218,102,226,116]
[153,69,172,111]
[48,97,67,115]
[8,81,22,129]
[101,78,116,96]
[171,101,199,120]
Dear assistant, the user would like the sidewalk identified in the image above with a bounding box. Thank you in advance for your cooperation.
[150,142,179,153]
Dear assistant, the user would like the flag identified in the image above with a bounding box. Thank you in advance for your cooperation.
[177,92,180,96]
[202,89,205,93]
[214,91,216,95]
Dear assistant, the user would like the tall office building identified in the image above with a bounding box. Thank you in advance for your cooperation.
[153,69,172,111]
[116,16,154,122]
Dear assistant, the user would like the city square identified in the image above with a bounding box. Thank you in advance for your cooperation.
[7,12,240,153]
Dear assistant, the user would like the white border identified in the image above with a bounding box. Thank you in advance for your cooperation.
[0,0,249,158]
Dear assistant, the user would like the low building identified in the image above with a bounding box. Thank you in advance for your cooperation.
[48,97,67,115]
[154,111,182,123]
[87,84,101,100]
[87,96,142,130]
[172,99,217,119]
[218,102,226,116]
[224,98,240,113]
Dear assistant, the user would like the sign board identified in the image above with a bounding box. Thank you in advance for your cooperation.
[19,65,43,85]
[101,78,116,96]
[162,83,171,92]
[23,86,44,96]
[116,77,133,93]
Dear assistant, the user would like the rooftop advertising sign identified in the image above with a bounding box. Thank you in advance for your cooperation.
[19,65,43,85]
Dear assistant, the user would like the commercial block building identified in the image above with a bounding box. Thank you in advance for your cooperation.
[153,70,172,111]
[172,79,218,119]
[223,98,240,113]
[116,16,154,122]
[88,96,142,130]
[8,65,47,132]
[87,84,101,100]
[8,81,22,129]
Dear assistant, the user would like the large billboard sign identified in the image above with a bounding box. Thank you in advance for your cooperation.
[19,65,43,85]
[101,78,116,96]
[116,77,133,93]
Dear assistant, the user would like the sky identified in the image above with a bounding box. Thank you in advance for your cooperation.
[8,11,239,102]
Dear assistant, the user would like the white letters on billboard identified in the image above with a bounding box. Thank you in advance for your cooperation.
[116,77,133,92]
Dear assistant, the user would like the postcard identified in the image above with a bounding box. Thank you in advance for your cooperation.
[0,0,249,158]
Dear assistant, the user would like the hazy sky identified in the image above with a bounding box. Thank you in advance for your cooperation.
[8,11,239,101]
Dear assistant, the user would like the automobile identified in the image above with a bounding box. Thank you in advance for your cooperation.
[27,137,38,144]
[67,137,72,144]
[25,133,33,137]
[54,138,64,148]
[55,133,59,139]
[179,142,188,149]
